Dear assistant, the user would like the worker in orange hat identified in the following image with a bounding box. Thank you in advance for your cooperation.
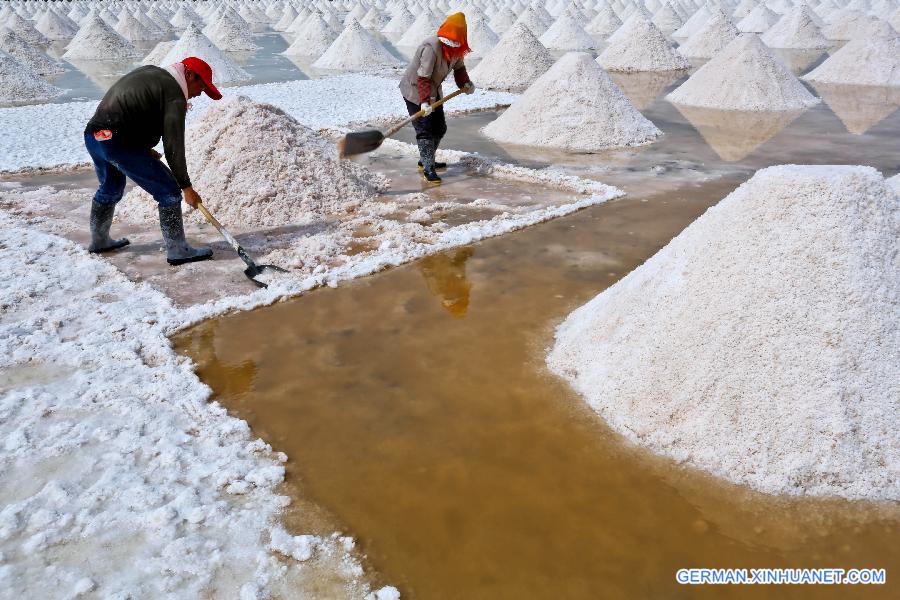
[399,12,475,185]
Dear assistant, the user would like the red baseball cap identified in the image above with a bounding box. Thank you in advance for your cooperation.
[181,57,222,100]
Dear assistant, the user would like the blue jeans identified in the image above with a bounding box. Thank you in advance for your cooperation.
[84,131,182,207]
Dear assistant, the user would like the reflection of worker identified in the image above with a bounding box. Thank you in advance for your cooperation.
[418,247,474,318]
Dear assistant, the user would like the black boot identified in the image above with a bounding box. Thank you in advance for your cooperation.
[88,201,130,253]
[417,138,441,185]
[158,203,213,266]
[418,160,447,171]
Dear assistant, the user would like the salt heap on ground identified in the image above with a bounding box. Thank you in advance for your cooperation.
[483,52,662,151]
[737,4,780,33]
[547,164,900,501]
[598,13,690,72]
[34,8,78,40]
[668,34,820,110]
[142,39,175,65]
[206,12,259,51]
[115,10,156,42]
[652,2,684,36]
[122,97,388,228]
[514,6,551,37]
[467,17,499,58]
[313,21,402,71]
[0,49,63,104]
[761,5,831,49]
[0,29,63,75]
[4,12,50,46]
[539,10,596,50]
[283,15,337,56]
[63,14,141,60]
[396,12,441,46]
[587,4,623,36]
[672,5,711,40]
[160,24,250,84]
[382,7,415,36]
[677,10,740,58]
[469,23,555,92]
[803,29,900,86]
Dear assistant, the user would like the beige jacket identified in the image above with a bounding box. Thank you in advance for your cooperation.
[399,36,466,104]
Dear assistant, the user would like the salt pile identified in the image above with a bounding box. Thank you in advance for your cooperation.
[273,5,298,31]
[360,8,389,32]
[652,2,684,36]
[490,7,518,35]
[514,7,551,37]
[547,164,900,501]
[5,12,51,46]
[672,5,711,41]
[598,14,690,72]
[313,21,402,71]
[822,9,875,41]
[160,24,250,85]
[121,97,387,228]
[483,52,662,151]
[889,173,900,194]
[115,10,156,42]
[803,33,900,86]
[396,12,441,46]
[63,14,141,61]
[539,11,597,50]
[677,11,740,59]
[587,4,623,36]
[141,39,175,66]
[761,5,831,49]
[469,23,556,92]
[282,15,337,57]
[467,17,499,58]
[206,12,260,51]
[737,5,780,33]
[382,7,415,36]
[668,34,820,110]
[0,49,63,104]
[34,8,78,40]
[0,29,63,76]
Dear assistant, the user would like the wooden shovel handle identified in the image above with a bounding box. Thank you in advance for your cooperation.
[384,88,467,138]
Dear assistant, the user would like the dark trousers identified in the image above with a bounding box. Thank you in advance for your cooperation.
[84,131,182,207]
[404,98,447,142]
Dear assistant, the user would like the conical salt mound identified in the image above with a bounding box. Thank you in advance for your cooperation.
[822,10,875,42]
[803,34,900,86]
[160,24,250,85]
[63,15,140,60]
[733,0,759,20]
[652,2,683,36]
[313,21,402,71]
[469,23,555,92]
[490,7,518,35]
[514,6,550,37]
[121,96,387,228]
[359,8,389,31]
[170,5,201,30]
[142,39,175,65]
[677,11,739,58]
[668,34,820,110]
[206,13,259,51]
[672,5,711,40]
[888,173,900,195]
[760,6,830,49]
[5,12,51,46]
[382,7,415,36]
[273,5,298,31]
[587,4,623,36]
[0,49,64,104]
[396,12,441,46]
[737,5,779,33]
[283,15,337,56]
[467,17,499,58]
[598,14,690,72]
[539,11,596,50]
[483,52,662,150]
[0,29,63,75]
[115,10,155,42]
[547,164,900,501]
[35,9,78,40]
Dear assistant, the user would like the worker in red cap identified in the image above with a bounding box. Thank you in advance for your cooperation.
[83,57,222,265]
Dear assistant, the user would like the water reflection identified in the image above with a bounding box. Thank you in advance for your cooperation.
[417,247,474,319]
[673,105,807,161]
[771,48,826,74]
[66,59,141,91]
[809,83,900,134]
[608,70,687,110]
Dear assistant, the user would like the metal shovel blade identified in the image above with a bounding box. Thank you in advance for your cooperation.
[243,263,288,288]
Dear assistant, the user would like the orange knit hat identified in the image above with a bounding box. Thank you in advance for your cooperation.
[437,12,471,60]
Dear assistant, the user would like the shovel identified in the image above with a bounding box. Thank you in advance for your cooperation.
[338,88,465,158]
[196,202,287,288]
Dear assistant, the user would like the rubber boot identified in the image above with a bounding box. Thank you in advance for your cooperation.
[418,135,447,170]
[417,138,441,185]
[88,201,130,253]
[158,203,213,266]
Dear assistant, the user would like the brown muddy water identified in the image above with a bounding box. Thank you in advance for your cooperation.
[176,175,899,599]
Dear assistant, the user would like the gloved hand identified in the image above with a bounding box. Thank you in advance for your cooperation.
[463,81,475,95]
[421,102,433,116]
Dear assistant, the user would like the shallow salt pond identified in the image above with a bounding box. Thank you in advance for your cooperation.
[174,100,900,598]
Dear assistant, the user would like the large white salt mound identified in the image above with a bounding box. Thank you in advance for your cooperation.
[160,24,250,85]
[672,5,711,40]
[761,5,831,49]
[539,11,597,50]
[34,8,78,40]
[490,7,518,35]
[121,97,388,228]
[63,14,141,60]
[467,17,499,58]
[803,34,900,86]
[598,14,690,72]
[737,5,780,33]
[313,21,402,71]
[822,9,876,41]
[381,7,415,36]
[514,6,550,37]
[469,23,555,92]
[668,34,820,110]
[282,15,337,57]
[483,52,662,151]
[4,13,50,46]
[396,12,441,46]
[0,29,63,75]
[115,10,156,42]
[0,48,63,104]
[548,165,900,501]
[888,173,900,195]
[652,2,684,36]
[677,11,740,58]
[587,4,623,36]
[206,13,259,51]
[142,39,175,66]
